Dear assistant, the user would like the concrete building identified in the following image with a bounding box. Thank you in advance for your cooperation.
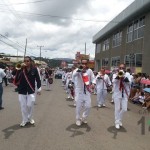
[93,0,150,74]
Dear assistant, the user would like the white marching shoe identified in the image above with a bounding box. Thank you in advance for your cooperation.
[76,119,82,126]
[20,121,27,127]
[29,119,35,125]
[81,118,88,124]
[115,124,120,129]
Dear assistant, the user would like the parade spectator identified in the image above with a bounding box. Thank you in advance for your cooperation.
[132,90,145,105]
[0,64,6,110]
[3,66,8,86]
[142,88,150,109]
[130,74,140,99]
[130,87,140,101]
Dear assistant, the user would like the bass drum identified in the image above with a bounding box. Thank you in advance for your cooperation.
[48,78,53,84]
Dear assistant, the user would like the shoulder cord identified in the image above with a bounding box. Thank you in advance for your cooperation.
[100,75,109,87]
[23,69,35,92]
[121,79,130,97]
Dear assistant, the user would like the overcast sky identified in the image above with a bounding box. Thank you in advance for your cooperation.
[0,0,135,59]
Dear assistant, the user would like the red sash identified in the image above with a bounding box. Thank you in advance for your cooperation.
[23,69,35,92]
[82,72,91,93]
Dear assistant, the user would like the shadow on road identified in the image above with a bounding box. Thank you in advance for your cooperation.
[68,104,76,108]
[2,123,35,139]
[66,123,91,137]
[66,98,74,102]
[107,126,127,139]
[92,106,111,110]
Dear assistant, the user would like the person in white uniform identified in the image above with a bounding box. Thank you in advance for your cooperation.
[66,68,73,99]
[72,66,78,107]
[0,65,6,110]
[73,63,94,126]
[111,69,119,103]
[93,68,111,107]
[112,64,131,129]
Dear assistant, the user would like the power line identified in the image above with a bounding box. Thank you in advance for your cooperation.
[0,34,39,57]
[0,0,48,5]
[1,0,41,51]
[0,9,120,23]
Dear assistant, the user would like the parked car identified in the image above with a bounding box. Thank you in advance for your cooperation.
[54,70,63,79]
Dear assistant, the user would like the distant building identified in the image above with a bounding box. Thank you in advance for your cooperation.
[75,52,90,63]
[74,52,94,70]
[93,0,150,74]
[0,54,47,66]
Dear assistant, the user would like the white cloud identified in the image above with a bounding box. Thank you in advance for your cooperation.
[0,0,135,59]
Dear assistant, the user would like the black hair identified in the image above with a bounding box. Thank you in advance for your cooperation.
[141,91,144,96]
[24,56,32,61]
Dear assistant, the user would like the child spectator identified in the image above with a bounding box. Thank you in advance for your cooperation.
[132,91,145,104]
[130,87,140,102]
[142,88,150,109]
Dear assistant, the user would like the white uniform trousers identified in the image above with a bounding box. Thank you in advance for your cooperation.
[74,88,77,105]
[34,82,38,101]
[46,79,51,90]
[97,89,107,105]
[114,97,128,124]
[76,92,91,120]
[19,94,35,123]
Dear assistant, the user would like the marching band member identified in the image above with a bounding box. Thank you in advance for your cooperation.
[15,56,41,127]
[61,69,66,87]
[73,62,95,126]
[111,69,119,103]
[93,67,111,108]
[34,63,41,102]
[65,68,73,99]
[45,67,53,91]
[72,66,78,106]
[112,64,131,129]
[93,71,98,95]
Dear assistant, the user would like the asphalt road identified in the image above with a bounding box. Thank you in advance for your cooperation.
[0,79,150,150]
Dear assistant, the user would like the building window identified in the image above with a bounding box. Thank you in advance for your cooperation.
[124,54,135,67]
[96,43,101,53]
[124,53,142,67]
[111,56,120,67]
[102,39,109,51]
[96,60,101,71]
[138,16,145,38]
[136,53,142,67]
[124,55,130,67]
[102,58,109,67]
[127,16,145,42]
[133,20,138,40]
[127,24,133,42]
[112,31,122,47]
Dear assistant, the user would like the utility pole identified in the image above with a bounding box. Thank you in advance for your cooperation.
[24,38,27,59]
[85,42,86,55]
[17,49,18,62]
[37,46,44,64]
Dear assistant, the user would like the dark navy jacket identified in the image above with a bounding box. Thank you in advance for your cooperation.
[15,67,41,95]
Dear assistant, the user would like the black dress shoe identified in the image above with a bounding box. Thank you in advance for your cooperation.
[0,107,4,110]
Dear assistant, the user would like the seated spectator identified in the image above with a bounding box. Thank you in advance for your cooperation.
[130,87,140,100]
[142,88,150,109]
[132,91,145,105]
[129,74,139,99]
[146,75,150,88]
